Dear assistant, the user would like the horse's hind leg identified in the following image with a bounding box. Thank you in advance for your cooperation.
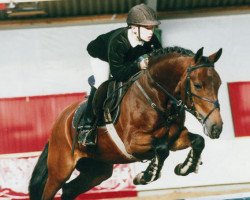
[171,129,205,176]
[42,168,75,200]
[42,145,76,200]
[61,158,113,200]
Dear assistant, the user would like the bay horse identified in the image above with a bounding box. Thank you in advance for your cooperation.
[29,46,223,200]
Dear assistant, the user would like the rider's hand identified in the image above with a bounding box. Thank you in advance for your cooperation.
[137,54,149,70]
[139,58,149,70]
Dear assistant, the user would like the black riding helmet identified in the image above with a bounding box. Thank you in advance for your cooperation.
[126,4,160,26]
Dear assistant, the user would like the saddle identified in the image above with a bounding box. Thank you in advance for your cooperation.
[94,79,128,125]
[73,78,129,130]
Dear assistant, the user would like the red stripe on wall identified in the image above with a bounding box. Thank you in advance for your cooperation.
[0,93,86,154]
[0,3,6,10]
[9,191,138,200]
[75,191,137,199]
[228,82,250,137]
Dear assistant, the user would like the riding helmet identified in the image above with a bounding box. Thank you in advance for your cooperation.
[126,4,160,26]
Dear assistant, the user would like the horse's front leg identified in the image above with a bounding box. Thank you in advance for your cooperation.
[171,128,205,176]
[133,143,169,185]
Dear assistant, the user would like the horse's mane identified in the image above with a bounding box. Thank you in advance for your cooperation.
[148,46,195,67]
[151,46,195,58]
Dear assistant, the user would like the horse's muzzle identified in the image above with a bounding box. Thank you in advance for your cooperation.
[209,124,223,139]
[202,109,223,139]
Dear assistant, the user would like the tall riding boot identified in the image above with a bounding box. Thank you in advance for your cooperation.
[78,86,97,146]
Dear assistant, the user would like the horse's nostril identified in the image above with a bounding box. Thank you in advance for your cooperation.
[211,124,222,138]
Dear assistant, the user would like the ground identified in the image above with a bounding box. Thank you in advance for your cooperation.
[118,186,250,200]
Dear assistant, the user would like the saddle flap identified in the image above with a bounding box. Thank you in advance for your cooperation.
[95,80,125,125]
[72,101,87,130]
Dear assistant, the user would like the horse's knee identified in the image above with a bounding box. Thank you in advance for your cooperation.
[189,133,205,151]
[155,144,169,159]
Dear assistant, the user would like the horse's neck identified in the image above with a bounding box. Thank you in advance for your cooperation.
[149,56,189,93]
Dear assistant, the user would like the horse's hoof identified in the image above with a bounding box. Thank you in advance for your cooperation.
[133,172,143,185]
[133,172,147,185]
[174,163,190,176]
[175,163,199,176]
[174,164,183,176]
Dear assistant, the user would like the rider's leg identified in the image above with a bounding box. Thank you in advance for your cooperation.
[78,86,97,146]
[90,57,110,88]
[78,57,109,146]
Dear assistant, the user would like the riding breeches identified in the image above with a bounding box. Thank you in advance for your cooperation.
[90,57,110,88]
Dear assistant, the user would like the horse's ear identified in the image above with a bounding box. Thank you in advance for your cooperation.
[194,47,204,63]
[208,48,222,63]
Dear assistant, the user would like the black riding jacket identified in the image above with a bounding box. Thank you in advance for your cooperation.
[87,27,162,82]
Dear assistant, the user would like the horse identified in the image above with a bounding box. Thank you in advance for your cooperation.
[28,46,223,200]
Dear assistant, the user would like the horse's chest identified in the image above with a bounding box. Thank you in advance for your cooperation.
[126,129,165,155]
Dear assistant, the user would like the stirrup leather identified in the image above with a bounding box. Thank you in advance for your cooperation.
[78,126,97,146]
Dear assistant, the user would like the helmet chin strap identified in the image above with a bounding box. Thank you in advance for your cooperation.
[138,26,143,41]
[137,26,146,44]
[131,25,144,43]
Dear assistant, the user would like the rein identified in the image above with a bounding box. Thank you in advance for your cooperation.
[135,63,220,127]
[136,71,184,127]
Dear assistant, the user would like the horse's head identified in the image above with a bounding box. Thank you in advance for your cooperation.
[176,47,223,139]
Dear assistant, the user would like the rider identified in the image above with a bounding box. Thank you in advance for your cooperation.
[79,3,162,146]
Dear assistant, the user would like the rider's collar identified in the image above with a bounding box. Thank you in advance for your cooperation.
[128,28,144,47]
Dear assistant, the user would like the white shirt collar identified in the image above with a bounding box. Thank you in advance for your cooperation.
[127,28,144,48]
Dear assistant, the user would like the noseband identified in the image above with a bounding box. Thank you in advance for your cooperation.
[136,63,220,126]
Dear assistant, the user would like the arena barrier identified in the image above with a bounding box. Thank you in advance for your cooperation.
[0,152,137,199]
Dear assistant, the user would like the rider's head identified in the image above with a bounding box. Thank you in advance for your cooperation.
[127,4,160,42]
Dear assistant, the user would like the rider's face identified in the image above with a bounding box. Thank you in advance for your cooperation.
[132,26,155,42]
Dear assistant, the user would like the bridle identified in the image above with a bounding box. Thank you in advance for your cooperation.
[184,63,220,124]
[135,63,220,126]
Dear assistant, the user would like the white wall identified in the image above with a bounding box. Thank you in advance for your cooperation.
[1,13,250,188]
[0,24,121,97]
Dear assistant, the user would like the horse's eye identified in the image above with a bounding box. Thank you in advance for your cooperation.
[194,83,202,90]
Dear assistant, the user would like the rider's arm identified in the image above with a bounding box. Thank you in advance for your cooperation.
[108,36,140,82]
[134,34,162,70]
[87,34,109,62]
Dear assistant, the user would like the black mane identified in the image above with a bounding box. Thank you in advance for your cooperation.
[150,46,195,58]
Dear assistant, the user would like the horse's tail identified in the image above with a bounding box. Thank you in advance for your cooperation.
[28,142,49,200]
